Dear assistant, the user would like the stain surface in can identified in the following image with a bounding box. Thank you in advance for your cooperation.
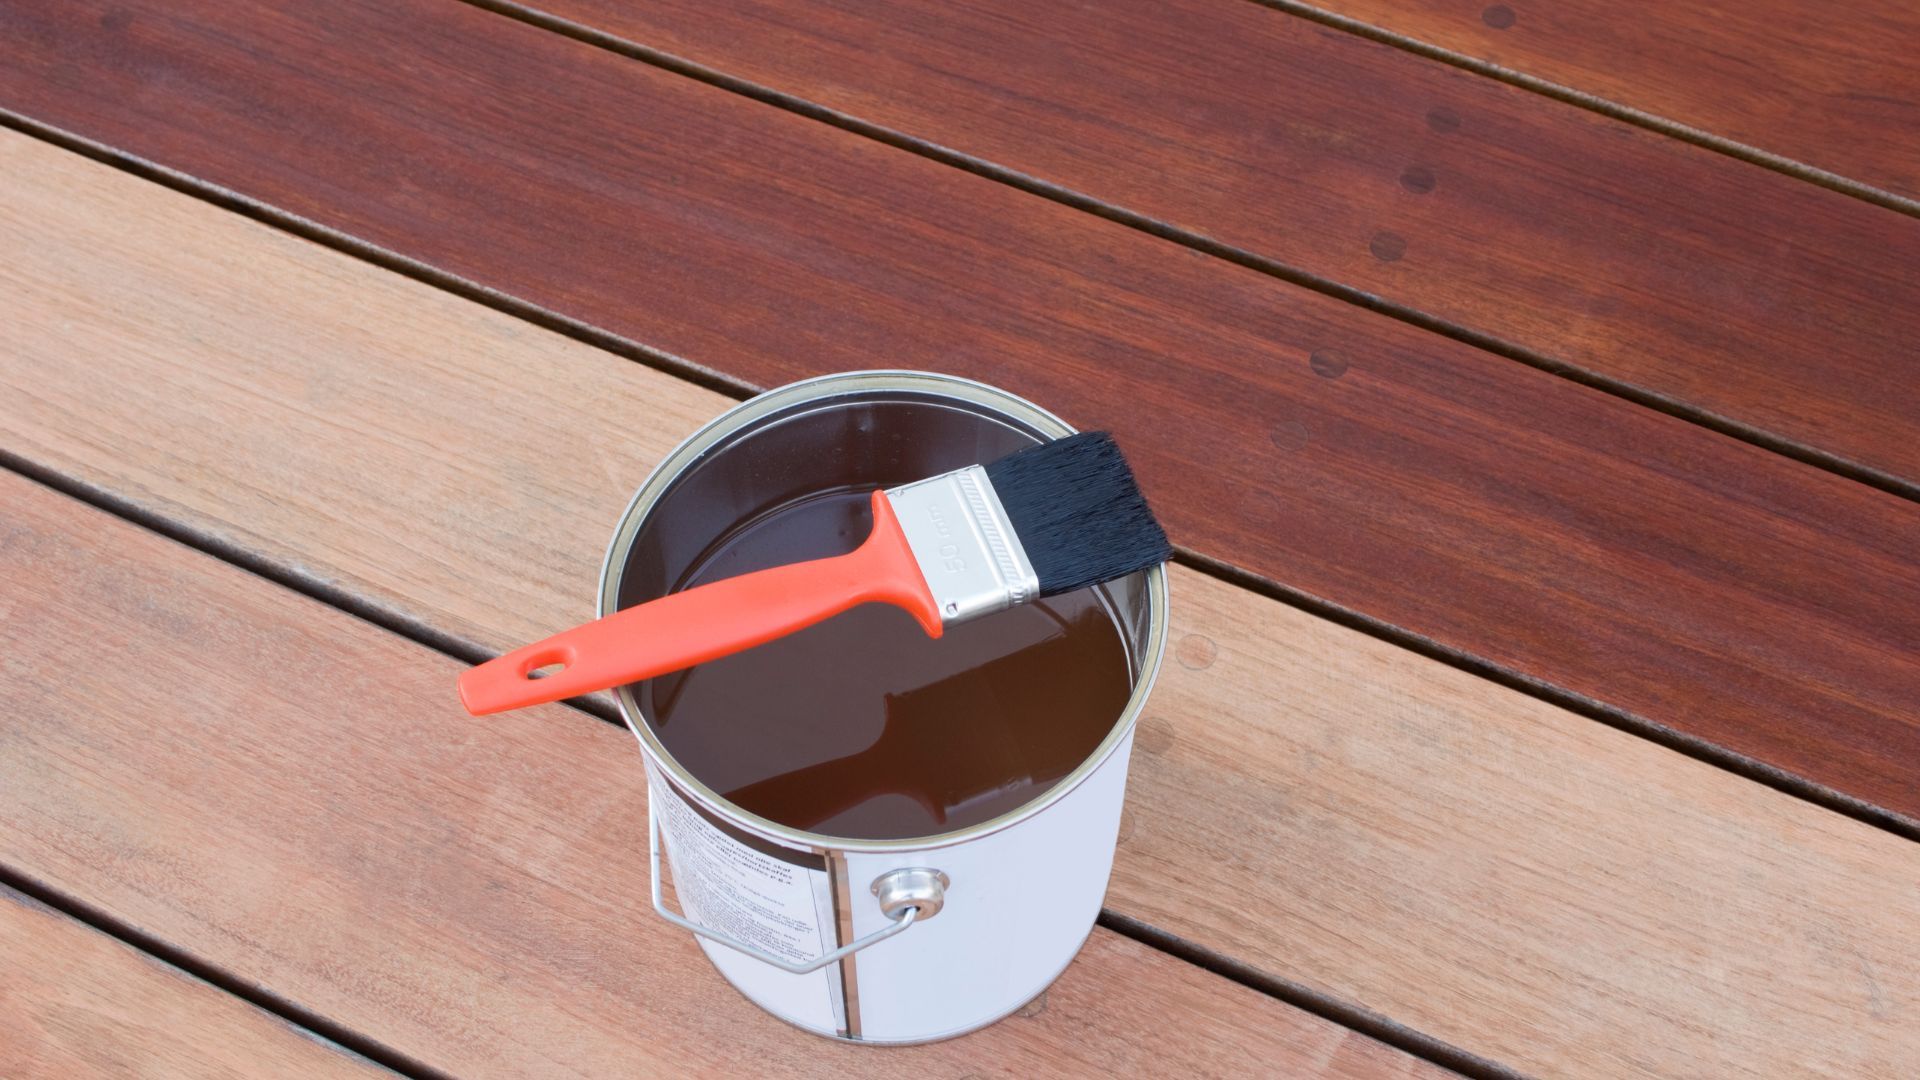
[637,487,1133,841]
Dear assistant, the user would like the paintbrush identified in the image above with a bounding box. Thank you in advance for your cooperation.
[458,431,1170,716]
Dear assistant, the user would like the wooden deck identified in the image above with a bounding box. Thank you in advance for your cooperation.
[1,2,1916,1076]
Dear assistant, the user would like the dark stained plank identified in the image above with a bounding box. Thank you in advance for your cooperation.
[4,1,1920,824]
[0,887,389,1080]
[0,471,1440,1079]
[495,0,1920,490]
[1311,0,1920,201]
[5,132,1920,1076]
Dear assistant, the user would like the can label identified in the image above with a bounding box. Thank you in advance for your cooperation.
[656,783,835,966]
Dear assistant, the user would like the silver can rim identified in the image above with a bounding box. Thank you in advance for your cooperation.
[598,370,1171,855]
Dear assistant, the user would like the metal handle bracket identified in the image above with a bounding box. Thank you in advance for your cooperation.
[648,804,935,975]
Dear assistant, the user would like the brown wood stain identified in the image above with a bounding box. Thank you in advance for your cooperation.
[637,489,1134,840]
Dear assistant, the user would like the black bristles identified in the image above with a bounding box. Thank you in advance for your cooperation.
[983,431,1172,596]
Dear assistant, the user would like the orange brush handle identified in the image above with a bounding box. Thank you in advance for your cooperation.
[458,491,941,716]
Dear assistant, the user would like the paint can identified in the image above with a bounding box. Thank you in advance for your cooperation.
[600,371,1169,1042]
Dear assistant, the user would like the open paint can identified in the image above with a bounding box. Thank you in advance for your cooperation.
[600,371,1169,1042]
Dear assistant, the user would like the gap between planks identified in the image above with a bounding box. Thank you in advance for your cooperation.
[3,108,1912,849]
[455,0,1920,507]
[0,868,424,1068]
[1244,0,1920,220]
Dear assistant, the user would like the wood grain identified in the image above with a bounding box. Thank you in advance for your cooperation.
[3,132,1916,1076]
[2,3,1919,823]
[0,473,1436,1080]
[1310,0,1920,201]
[489,0,1920,487]
[0,887,386,1080]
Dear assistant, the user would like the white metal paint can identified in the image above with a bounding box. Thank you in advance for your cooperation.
[599,371,1170,1043]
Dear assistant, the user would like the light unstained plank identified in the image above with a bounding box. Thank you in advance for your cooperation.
[1311,0,1920,200]
[0,471,1433,1079]
[5,2,1920,822]
[1,132,1916,1077]
[0,886,386,1080]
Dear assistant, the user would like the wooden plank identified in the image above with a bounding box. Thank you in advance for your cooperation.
[472,0,1920,488]
[3,133,1917,1076]
[1308,0,1920,201]
[0,886,386,1080]
[0,474,1437,1079]
[1,5,1918,824]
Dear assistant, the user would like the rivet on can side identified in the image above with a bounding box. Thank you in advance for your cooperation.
[871,867,950,920]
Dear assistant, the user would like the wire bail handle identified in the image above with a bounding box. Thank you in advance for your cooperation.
[648,802,948,975]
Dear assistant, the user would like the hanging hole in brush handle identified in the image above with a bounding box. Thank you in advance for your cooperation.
[456,491,942,717]
[647,804,946,975]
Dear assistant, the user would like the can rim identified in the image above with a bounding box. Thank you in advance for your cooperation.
[599,370,1171,855]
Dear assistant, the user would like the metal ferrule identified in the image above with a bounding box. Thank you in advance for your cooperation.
[885,464,1040,626]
